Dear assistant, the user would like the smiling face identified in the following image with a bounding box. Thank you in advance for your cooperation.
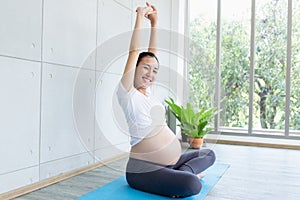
[134,56,159,92]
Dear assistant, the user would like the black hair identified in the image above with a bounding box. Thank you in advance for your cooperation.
[136,52,159,67]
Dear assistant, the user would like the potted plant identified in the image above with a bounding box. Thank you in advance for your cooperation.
[165,97,214,149]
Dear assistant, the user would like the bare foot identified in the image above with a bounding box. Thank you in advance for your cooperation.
[197,173,205,179]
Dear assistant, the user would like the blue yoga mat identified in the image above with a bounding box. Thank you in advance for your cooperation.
[77,163,230,200]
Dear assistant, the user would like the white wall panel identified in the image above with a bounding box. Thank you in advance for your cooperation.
[0,0,176,194]
[43,0,97,68]
[152,83,172,105]
[95,72,130,150]
[41,64,95,163]
[154,51,170,85]
[96,0,132,72]
[0,57,40,174]
[0,0,42,61]
[98,0,131,44]
[40,152,93,180]
[0,166,39,194]
[152,0,172,29]
[94,143,129,162]
[98,54,128,75]
[73,68,96,154]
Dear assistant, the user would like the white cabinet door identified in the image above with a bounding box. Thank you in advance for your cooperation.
[43,0,97,68]
[94,143,129,163]
[98,0,132,44]
[0,0,42,61]
[0,166,39,194]
[39,152,93,180]
[0,56,40,175]
[96,0,132,73]
[95,72,129,151]
[41,64,95,163]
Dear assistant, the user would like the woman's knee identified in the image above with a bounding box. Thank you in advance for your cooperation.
[179,174,202,197]
[207,149,216,165]
[200,149,216,165]
[125,172,137,189]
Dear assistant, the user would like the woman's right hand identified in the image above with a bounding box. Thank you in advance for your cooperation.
[136,2,153,18]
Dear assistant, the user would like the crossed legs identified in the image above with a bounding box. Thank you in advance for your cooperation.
[126,149,216,198]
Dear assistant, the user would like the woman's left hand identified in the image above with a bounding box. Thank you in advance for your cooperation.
[145,2,157,25]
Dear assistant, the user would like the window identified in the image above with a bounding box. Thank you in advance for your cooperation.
[290,0,300,136]
[189,0,217,112]
[252,0,288,135]
[189,0,300,138]
[220,0,251,130]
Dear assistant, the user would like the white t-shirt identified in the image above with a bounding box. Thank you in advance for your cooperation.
[117,82,167,146]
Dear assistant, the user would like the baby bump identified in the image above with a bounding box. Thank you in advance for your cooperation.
[130,126,182,166]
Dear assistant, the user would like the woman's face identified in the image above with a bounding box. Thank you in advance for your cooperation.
[134,56,159,90]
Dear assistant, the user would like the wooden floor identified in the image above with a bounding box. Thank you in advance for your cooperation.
[13,143,300,200]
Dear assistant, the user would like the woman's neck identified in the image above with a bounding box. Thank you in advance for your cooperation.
[137,88,147,95]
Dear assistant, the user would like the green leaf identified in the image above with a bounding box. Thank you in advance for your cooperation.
[165,98,182,121]
[181,103,195,124]
[165,97,215,138]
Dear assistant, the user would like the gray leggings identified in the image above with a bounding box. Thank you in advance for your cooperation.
[126,149,216,198]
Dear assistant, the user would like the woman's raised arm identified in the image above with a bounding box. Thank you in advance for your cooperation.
[147,3,158,55]
[121,4,153,91]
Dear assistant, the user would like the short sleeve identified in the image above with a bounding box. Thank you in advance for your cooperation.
[116,81,135,109]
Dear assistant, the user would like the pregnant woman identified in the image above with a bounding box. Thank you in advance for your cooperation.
[117,2,216,198]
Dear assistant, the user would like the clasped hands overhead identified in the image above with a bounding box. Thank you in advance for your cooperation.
[136,2,157,23]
